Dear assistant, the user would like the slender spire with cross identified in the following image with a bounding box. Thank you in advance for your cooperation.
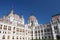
[11,0,14,10]
[10,0,14,14]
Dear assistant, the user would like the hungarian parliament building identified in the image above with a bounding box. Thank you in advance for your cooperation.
[0,10,60,40]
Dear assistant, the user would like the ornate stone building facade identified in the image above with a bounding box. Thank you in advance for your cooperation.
[0,10,60,40]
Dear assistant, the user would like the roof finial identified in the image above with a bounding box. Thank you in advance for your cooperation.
[10,9,13,14]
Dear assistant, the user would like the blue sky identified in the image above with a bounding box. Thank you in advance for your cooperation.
[0,0,60,24]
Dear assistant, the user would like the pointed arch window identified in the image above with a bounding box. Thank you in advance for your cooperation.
[2,35,5,39]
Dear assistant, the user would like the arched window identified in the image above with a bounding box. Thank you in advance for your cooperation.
[13,27,15,30]
[16,28,19,32]
[17,36,18,39]
[8,26,11,30]
[2,35,5,39]
[7,36,10,39]
[4,25,7,30]
[12,36,14,39]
